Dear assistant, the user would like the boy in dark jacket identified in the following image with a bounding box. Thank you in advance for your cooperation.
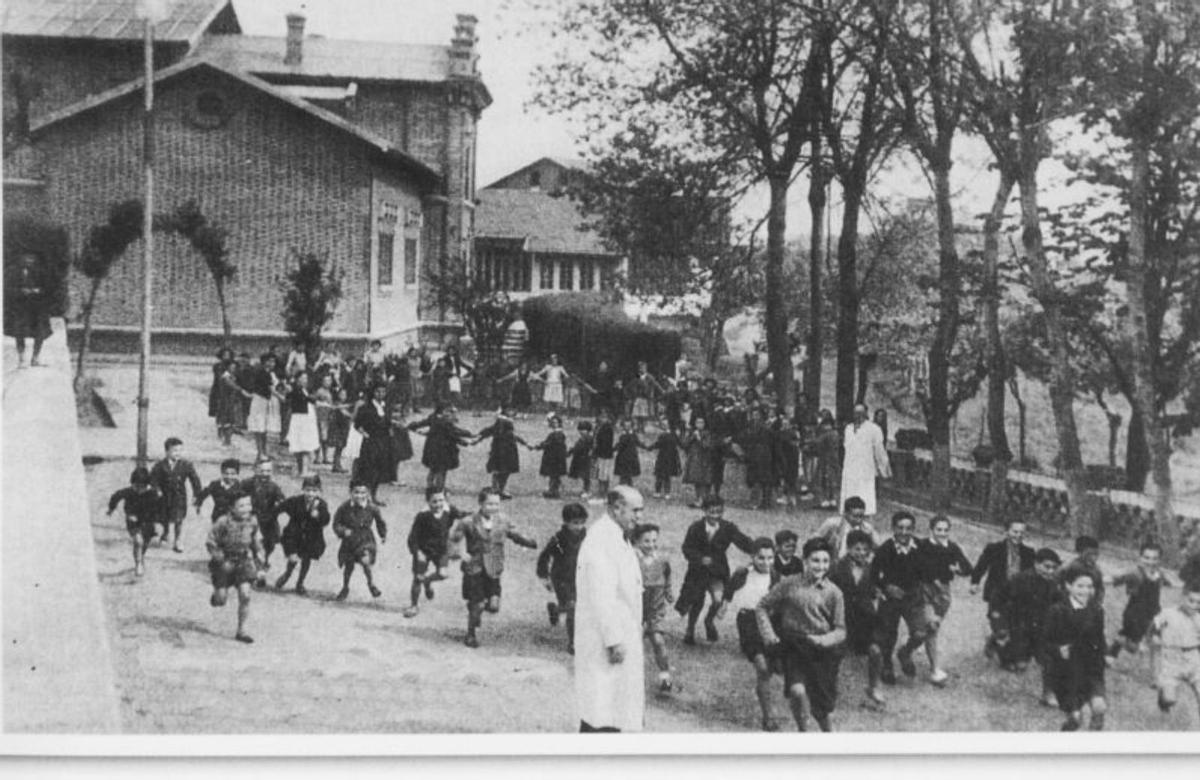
[404,487,469,617]
[195,458,242,523]
[536,502,588,652]
[1046,568,1108,730]
[971,519,1036,661]
[150,436,202,553]
[107,466,162,577]
[867,511,929,702]
[674,495,754,645]
[995,547,1062,706]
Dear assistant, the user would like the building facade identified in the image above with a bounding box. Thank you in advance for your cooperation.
[3,0,489,354]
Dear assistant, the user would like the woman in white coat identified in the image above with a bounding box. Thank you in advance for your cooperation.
[574,485,645,732]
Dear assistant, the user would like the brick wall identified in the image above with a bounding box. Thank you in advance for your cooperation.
[33,67,437,337]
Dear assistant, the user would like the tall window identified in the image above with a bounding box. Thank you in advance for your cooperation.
[539,258,555,290]
[376,201,400,288]
[559,259,574,291]
[579,259,594,291]
[403,238,418,286]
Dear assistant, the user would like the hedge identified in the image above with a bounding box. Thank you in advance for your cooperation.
[521,292,681,377]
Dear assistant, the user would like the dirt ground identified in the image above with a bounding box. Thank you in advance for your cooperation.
[80,364,1198,733]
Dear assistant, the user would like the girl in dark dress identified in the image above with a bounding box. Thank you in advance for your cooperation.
[209,348,234,426]
[326,387,353,473]
[352,384,393,505]
[389,402,414,484]
[613,417,643,487]
[408,406,474,492]
[568,420,595,499]
[644,419,682,499]
[1046,569,1108,731]
[738,407,776,509]
[497,363,535,417]
[333,481,388,601]
[273,475,331,595]
[473,406,527,499]
[533,414,568,498]
[214,357,251,446]
[682,417,715,507]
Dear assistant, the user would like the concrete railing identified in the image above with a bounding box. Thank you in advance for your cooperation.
[3,319,122,732]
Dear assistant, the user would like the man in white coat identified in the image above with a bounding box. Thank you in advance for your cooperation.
[574,485,645,732]
[839,403,892,517]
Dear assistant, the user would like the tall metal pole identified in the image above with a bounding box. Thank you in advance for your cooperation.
[136,17,155,466]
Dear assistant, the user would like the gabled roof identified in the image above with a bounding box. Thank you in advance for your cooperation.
[194,34,451,83]
[1,0,237,47]
[29,58,439,187]
[475,188,617,257]
[483,155,591,190]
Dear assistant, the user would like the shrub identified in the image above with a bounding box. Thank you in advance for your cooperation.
[521,292,680,377]
[280,250,343,358]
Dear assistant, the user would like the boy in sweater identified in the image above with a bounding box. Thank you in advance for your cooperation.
[536,502,588,652]
[404,487,469,618]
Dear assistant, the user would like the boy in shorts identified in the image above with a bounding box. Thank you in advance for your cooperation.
[1046,567,1107,730]
[1109,540,1169,663]
[719,537,781,729]
[206,491,263,643]
[404,487,469,618]
[916,514,973,686]
[449,487,537,648]
[1149,580,1200,719]
[333,480,388,601]
[634,523,675,693]
[107,466,162,577]
[755,537,846,732]
[537,502,589,652]
[868,511,930,698]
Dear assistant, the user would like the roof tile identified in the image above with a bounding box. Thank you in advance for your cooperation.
[475,188,616,256]
[2,0,230,43]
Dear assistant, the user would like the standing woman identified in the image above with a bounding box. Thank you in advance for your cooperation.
[533,353,571,416]
[352,384,393,505]
[5,252,54,368]
[209,348,234,432]
[247,354,285,460]
[287,370,321,477]
[215,356,252,446]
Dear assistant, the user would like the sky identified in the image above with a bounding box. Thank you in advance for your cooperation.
[230,0,1101,242]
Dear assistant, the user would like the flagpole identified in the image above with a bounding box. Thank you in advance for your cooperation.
[136,13,155,466]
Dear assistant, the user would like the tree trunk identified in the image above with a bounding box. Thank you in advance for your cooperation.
[215,279,232,346]
[805,161,826,415]
[927,160,958,510]
[856,352,877,406]
[983,173,1015,526]
[75,279,102,382]
[1106,413,1121,469]
[1008,374,1027,466]
[700,306,726,372]
[764,174,794,407]
[834,188,864,426]
[1018,162,1093,536]
[1125,406,1150,491]
[1127,134,1178,563]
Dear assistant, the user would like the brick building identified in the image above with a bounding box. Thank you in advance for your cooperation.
[474,157,625,300]
[2,0,489,354]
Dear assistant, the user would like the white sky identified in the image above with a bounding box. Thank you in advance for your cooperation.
[230,0,1101,242]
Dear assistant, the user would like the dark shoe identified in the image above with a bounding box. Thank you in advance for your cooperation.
[1060,717,1080,732]
[369,585,382,598]
[335,588,349,601]
[880,667,897,686]
[294,584,307,596]
[898,648,917,677]
[464,634,479,648]
[548,602,560,626]
[705,622,719,643]
[235,633,254,644]
[403,606,419,618]
[683,634,697,646]
[500,492,514,500]
[209,593,221,608]
[424,580,435,600]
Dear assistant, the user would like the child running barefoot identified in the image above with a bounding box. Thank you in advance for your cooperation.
[1149,579,1200,721]
[404,488,469,618]
[1109,540,1169,664]
[567,420,595,500]
[107,467,162,577]
[633,523,675,693]
[755,537,846,732]
[536,502,588,652]
[333,480,388,601]
[719,537,781,730]
[195,458,241,523]
[206,491,263,643]
[273,475,330,595]
[674,494,754,645]
[915,514,974,687]
[449,487,538,648]
[1046,568,1108,731]
[532,414,568,499]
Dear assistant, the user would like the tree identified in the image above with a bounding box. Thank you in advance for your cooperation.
[532,0,830,407]
[75,200,144,381]
[885,0,974,508]
[280,251,343,359]
[157,200,235,344]
[425,264,518,399]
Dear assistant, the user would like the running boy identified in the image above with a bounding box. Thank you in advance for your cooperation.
[195,458,241,523]
[206,490,263,643]
[448,487,537,648]
[829,529,878,678]
[674,494,754,645]
[239,458,286,572]
[404,487,469,618]
[1046,567,1108,730]
[333,480,388,601]
[869,511,931,698]
[633,523,674,693]
[150,437,201,552]
[773,529,804,578]
[536,502,588,651]
[995,547,1062,706]
[1109,540,1168,661]
[106,466,162,577]
[273,475,331,595]
[916,514,973,686]
[1148,579,1200,720]
[755,537,846,732]
[719,537,781,730]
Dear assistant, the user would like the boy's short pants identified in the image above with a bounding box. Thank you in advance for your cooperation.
[779,639,842,720]
[642,588,668,635]
[553,581,576,611]
[462,571,502,603]
[873,590,930,648]
[209,556,258,589]
[1156,649,1200,702]
[1119,608,1156,644]
[126,517,156,543]
[737,609,769,661]
[412,553,448,577]
[921,581,953,627]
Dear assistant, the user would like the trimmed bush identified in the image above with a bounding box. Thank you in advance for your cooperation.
[521,293,681,377]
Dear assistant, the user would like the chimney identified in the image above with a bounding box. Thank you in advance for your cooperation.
[285,12,305,65]
[449,14,478,78]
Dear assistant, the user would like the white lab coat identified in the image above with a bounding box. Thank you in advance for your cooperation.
[573,513,645,731]
[839,420,892,516]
